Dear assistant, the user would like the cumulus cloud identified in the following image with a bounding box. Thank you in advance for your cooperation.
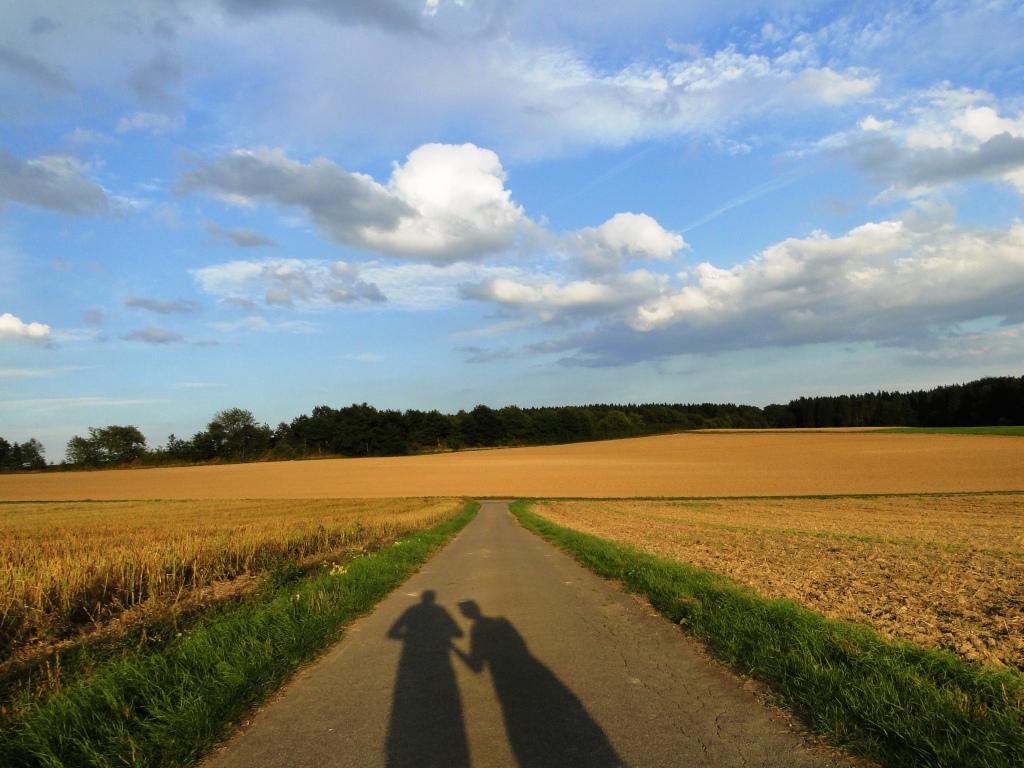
[615,217,1024,364]
[460,210,1024,365]
[462,270,665,323]
[0,312,51,342]
[125,297,201,315]
[566,212,684,274]
[0,46,73,92]
[123,327,184,344]
[828,89,1024,197]
[206,222,276,247]
[0,150,108,215]
[181,143,527,262]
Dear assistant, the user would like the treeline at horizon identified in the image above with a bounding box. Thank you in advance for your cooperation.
[1,375,1021,471]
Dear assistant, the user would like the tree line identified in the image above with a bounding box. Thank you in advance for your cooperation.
[1,375,1020,471]
[0,438,46,471]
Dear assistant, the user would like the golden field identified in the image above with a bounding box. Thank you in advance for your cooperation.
[532,494,1024,669]
[0,431,1022,500]
[0,497,461,657]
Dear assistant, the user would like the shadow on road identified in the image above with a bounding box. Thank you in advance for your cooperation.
[385,590,621,767]
[386,590,469,768]
[456,599,622,768]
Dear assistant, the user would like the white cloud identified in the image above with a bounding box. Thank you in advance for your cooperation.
[460,44,877,156]
[358,143,526,260]
[461,212,1024,365]
[566,212,684,274]
[462,270,665,323]
[629,216,1024,339]
[182,143,527,263]
[190,11,878,160]
[828,87,1024,197]
[0,312,51,342]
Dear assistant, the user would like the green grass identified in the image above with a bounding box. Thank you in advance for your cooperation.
[0,501,478,768]
[875,426,1024,436]
[511,501,1024,768]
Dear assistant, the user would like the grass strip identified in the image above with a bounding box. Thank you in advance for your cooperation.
[511,500,1024,768]
[0,501,478,768]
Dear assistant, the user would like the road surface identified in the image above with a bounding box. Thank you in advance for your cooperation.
[203,501,857,768]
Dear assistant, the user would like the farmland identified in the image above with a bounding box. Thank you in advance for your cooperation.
[530,494,1024,670]
[0,498,462,662]
[1,430,1022,500]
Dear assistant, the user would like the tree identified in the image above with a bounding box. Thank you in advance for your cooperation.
[205,408,271,460]
[19,438,46,470]
[93,426,147,464]
[66,435,102,466]
[65,426,146,466]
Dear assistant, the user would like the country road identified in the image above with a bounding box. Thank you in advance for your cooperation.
[203,501,857,768]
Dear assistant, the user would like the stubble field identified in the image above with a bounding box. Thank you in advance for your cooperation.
[0,497,462,661]
[0,430,1021,499]
[532,494,1024,669]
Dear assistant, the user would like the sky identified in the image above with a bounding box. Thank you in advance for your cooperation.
[1,0,1023,458]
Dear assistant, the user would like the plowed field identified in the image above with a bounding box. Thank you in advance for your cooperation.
[532,494,1024,669]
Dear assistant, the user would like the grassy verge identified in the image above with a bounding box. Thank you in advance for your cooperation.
[512,500,1023,768]
[875,426,1024,436]
[0,501,478,768]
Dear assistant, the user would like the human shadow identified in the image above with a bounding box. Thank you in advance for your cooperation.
[385,590,469,768]
[454,600,623,768]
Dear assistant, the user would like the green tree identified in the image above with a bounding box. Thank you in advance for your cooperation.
[206,408,271,460]
[92,425,147,464]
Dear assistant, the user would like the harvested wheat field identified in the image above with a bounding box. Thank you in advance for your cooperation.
[1,431,1022,500]
[0,497,462,658]
[532,494,1024,669]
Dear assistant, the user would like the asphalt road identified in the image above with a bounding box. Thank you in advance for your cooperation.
[203,501,856,768]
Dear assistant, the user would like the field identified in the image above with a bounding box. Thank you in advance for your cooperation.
[1,431,1022,500]
[531,494,1024,670]
[0,498,462,662]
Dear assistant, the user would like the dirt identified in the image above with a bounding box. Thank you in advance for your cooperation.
[0,431,1021,500]
[533,495,1024,670]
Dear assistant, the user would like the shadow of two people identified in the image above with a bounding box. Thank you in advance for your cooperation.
[386,591,622,768]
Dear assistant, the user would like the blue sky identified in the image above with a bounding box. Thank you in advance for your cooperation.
[2,0,1023,457]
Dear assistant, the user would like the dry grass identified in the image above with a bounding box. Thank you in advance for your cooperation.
[1,431,1022,499]
[0,497,462,656]
[533,494,1024,669]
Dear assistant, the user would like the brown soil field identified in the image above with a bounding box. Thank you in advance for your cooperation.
[0,431,1021,500]
[0,497,461,658]
[532,495,1024,669]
